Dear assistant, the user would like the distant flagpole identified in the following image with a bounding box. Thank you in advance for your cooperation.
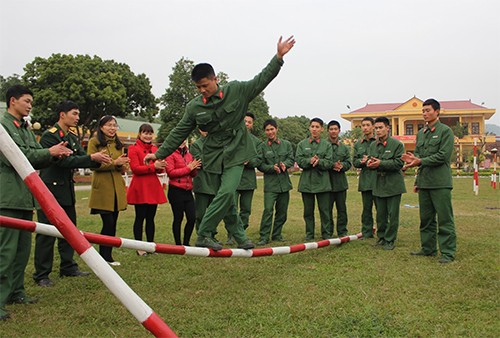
[473,138,479,195]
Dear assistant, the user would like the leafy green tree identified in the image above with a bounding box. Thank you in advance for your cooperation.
[275,115,310,151]
[340,126,363,143]
[451,122,467,139]
[0,74,23,102]
[22,54,157,138]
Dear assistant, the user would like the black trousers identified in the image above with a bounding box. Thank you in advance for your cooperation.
[133,204,158,242]
[99,211,119,262]
[167,186,195,246]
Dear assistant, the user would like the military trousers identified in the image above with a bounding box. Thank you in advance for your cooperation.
[328,190,348,237]
[259,191,290,241]
[302,192,332,240]
[361,190,375,238]
[34,206,78,281]
[418,188,456,259]
[0,209,33,308]
[235,189,254,230]
[374,194,402,243]
[197,165,248,244]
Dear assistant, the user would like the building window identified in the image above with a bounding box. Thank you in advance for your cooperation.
[405,124,414,135]
[417,124,424,131]
[471,122,480,134]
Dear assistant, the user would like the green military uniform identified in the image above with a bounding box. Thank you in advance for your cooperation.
[155,55,284,246]
[328,140,351,237]
[368,137,406,247]
[414,121,456,260]
[296,138,334,240]
[0,112,53,312]
[235,133,262,230]
[353,136,377,238]
[34,123,99,282]
[256,138,294,243]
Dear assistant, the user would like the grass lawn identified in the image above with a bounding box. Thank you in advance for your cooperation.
[1,176,499,337]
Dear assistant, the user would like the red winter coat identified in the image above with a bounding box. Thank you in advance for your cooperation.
[127,139,167,205]
[166,147,197,191]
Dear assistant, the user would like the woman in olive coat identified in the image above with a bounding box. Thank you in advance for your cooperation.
[88,115,129,265]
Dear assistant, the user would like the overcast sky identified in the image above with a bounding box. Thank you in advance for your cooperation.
[1,0,499,127]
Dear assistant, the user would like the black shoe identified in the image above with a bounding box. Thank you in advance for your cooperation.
[0,308,10,321]
[439,256,454,264]
[237,240,255,250]
[383,242,395,250]
[375,238,385,246]
[60,270,90,277]
[410,250,437,257]
[7,295,38,305]
[36,278,54,287]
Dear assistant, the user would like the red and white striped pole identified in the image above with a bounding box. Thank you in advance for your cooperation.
[0,216,362,258]
[0,124,176,338]
[473,138,479,195]
[491,148,498,189]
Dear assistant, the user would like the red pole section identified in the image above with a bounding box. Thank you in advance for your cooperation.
[0,124,176,338]
[0,216,362,258]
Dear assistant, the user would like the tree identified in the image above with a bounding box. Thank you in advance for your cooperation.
[22,54,157,139]
[451,122,467,139]
[340,126,363,143]
[0,74,23,102]
[275,115,311,151]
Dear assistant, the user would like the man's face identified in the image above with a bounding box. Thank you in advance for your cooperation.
[10,94,33,119]
[422,105,439,124]
[374,122,389,139]
[60,109,80,128]
[195,76,218,98]
[244,116,254,131]
[361,120,374,136]
[309,122,323,139]
[328,125,340,140]
[265,125,277,141]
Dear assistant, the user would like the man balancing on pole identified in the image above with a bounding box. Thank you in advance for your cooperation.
[145,36,295,251]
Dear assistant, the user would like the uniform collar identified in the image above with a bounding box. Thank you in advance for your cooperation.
[7,113,29,129]
[361,135,375,143]
[267,138,281,146]
[377,137,388,147]
[328,138,340,145]
[309,138,320,144]
[424,121,439,133]
[202,87,224,104]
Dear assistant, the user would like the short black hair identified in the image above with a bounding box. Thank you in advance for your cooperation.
[6,85,33,108]
[191,63,216,82]
[310,117,324,126]
[245,112,255,120]
[263,119,278,130]
[374,116,390,127]
[423,98,440,111]
[55,100,79,119]
[327,120,341,130]
[361,117,374,124]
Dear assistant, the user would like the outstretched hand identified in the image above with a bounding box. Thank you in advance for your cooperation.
[277,35,296,60]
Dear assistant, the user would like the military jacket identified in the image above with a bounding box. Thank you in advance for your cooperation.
[155,56,284,174]
[296,138,333,193]
[38,123,98,207]
[328,139,351,192]
[257,139,294,193]
[0,112,52,210]
[190,137,220,196]
[238,132,263,190]
[414,121,454,189]
[367,137,406,198]
[353,136,376,192]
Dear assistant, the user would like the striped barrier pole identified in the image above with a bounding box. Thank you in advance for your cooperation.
[473,138,479,195]
[0,216,362,258]
[0,124,176,337]
[491,148,498,189]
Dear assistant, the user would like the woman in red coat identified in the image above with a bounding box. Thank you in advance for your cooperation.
[166,140,201,245]
[127,124,167,255]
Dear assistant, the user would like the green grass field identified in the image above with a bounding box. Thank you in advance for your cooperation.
[1,176,499,337]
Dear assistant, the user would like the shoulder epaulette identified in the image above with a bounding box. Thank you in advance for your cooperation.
[68,127,78,136]
[48,127,57,133]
